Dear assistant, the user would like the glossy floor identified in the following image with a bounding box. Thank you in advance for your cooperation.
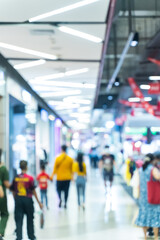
[5,170,143,240]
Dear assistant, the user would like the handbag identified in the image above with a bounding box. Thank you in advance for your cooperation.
[147,168,160,204]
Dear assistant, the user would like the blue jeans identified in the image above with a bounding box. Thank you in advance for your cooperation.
[40,189,48,208]
[76,176,86,206]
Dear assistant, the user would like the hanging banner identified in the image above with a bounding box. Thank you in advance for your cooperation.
[119,99,143,108]
[128,78,155,116]
[148,83,160,95]
[148,57,160,66]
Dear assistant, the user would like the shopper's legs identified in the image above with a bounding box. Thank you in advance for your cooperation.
[82,182,86,204]
[109,170,114,188]
[142,227,148,240]
[44,190,48,208]
[0,197,9,236]
[153,228,159,240]
[15,197,24,240]
[25,198,35,240]
[64,181,70,207]
[76,184,81,206]
[57,181,62,207]
[40,189,44,204]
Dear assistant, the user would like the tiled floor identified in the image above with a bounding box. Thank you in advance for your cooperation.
[5,169,143,240]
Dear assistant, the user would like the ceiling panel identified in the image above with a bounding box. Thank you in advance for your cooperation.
[0,0,110,22]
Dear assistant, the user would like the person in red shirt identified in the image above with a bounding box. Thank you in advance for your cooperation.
[37,164,51,209]
[11,160,42,240]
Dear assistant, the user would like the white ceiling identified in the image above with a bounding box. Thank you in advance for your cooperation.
[0,0,110,129]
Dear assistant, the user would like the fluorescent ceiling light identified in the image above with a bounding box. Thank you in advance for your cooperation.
[59,26,102,43]
[128,97,140,102]
[40,90,81,98]
[78,106,91,112]
[32,86,68,92]
[144,97,152,102]
[14,59,46,70]
[30,68,89,81]
[149,76,160,81]
[70,113,90,118]
[140,85,150,90]
[128,97,152,102]
[55,104,80,110]
[65,68,89,76]
[63,97,91,105]
[30,81,95,89]
[105,121,115,129]
[0,42,57,60]
[29,0,100,22]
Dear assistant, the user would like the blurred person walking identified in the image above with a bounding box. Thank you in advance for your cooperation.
[37,164,51,209]
[99,152,115,190]
[0,149,10,240]
[11,160,42,240]
[135,153,160,240]
[73,152,87,209]
[51,145,74,209]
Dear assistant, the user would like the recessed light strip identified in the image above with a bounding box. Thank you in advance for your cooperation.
[14,59,46,70]
[30,81,96,89]
[31,68,89,81]
[40,90,81,98]
[29,0,100,22]
[149,76,160,81]
[0,42,57,60]
[59,26,102,43]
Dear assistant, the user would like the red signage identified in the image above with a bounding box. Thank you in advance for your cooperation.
[148,83,160,95]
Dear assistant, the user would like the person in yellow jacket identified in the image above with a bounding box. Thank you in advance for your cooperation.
[50,145,74,208]
[73,152,87,209]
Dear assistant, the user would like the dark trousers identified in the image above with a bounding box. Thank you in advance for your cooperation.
[15,196,35,240]
[40,189,48,208]
[56,180,70,204]
[0,196,9,236]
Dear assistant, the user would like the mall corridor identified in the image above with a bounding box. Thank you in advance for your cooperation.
[5,169,142,240]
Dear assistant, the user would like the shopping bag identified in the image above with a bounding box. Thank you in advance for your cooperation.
[147,169,160,204]
[40,209,44,229]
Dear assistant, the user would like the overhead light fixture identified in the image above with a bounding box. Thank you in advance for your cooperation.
[130,32,139,47]
[29,0,100,22]
[40,90,81,98]
[70,113,90,118]
[0,42,57,60]
[48,115,55,121]
[63,97,91,105]
[108,96,113,101]
[149,76,160,81]
[30,81,95,89]
[128,97,152,102]
[78,106,91,112]
[59,26,102,43]
[140,84,150,90]
[114,77,120,86]
[32,86,67,92]
[30,68,89,81]
[105,121,115,129]
[55,104,80,110]
[14,59,46,70]
[144,97,152,102]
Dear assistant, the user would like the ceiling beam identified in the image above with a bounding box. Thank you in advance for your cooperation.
[94,0,117,107]
[6,57,100,63]
[0,21,106,26]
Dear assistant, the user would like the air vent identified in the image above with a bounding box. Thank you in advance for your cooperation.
[31,29,55,35]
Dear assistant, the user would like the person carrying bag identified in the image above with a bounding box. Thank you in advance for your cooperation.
[135,153,160,240]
